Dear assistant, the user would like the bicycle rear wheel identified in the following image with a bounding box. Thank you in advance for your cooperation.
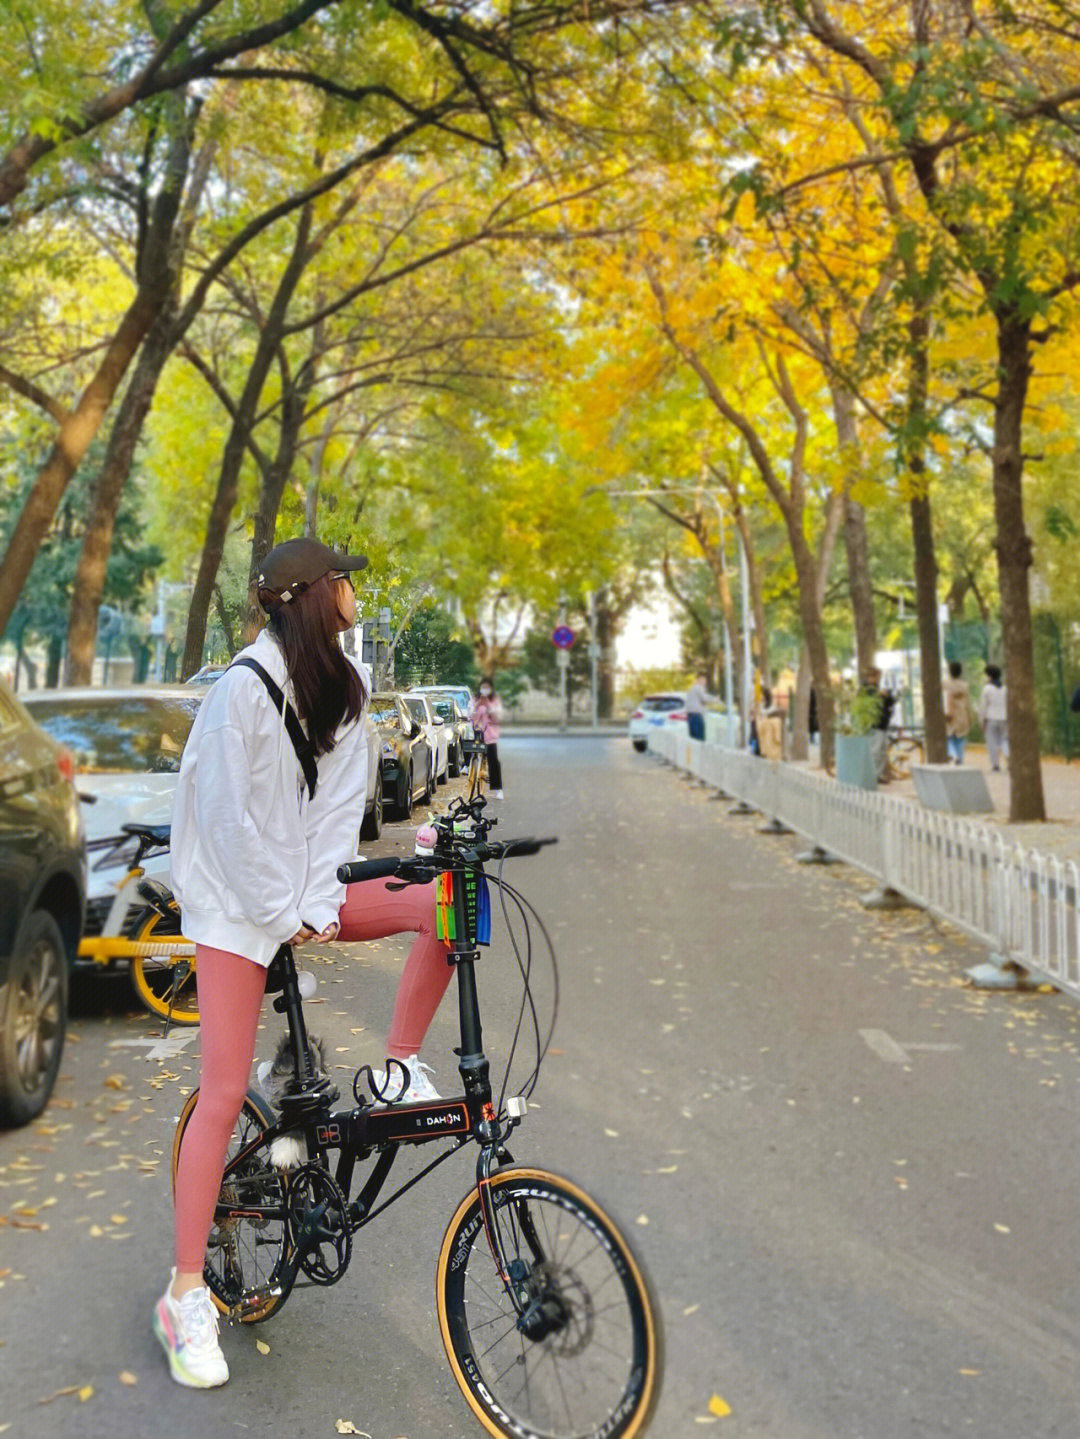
[130,909,200,1025]
[436,1167,662,1439]
[172,1088,289,1322]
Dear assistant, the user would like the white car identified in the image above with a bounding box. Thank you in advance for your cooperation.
[412,683,473,717]
[23,684,384,933]
[401,691,449,785]
[627,692,687,752]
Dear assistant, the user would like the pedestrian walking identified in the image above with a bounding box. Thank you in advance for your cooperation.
[978,664,1009,772]
[755,685,784,760]
[943,660,972,765]
[685,670,715,742]
[469,675,504,798]
[155,537,453,1389]
[863,667,896,781]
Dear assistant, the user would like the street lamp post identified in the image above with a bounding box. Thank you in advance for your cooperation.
[602,486,748,746]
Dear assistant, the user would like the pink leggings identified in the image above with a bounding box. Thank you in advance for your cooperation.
[173,878,451,1271]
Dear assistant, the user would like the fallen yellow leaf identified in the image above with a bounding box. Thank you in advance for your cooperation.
[77,1385,93,1402]
[256,1339,270,1355]
[119,1371,138,1386]
[708,1394,732,1417]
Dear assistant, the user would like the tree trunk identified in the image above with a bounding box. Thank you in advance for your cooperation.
[243,370,314,638]
[790,644,811,761]
[910,491,946,762]
[904,299,948,763]
[0,292,157,637]
[791,531,836,770]
[65,303,179,683]
[993,314,1045,822]
[180,207,313,678]
[832,384,877,681]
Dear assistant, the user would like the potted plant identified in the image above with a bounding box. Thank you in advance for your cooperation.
[835,686,880,789]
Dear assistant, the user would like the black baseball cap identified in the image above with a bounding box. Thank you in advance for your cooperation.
[257,537,368,609]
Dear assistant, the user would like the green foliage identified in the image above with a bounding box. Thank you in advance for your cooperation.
[395,605,475,686]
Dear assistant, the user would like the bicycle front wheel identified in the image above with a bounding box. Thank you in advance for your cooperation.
[436,1167,662,1439]
[130,909,200,1025]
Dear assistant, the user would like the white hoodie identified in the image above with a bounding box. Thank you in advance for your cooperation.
[170,628,368,967]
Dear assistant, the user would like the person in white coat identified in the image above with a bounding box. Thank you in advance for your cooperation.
[978,664,1008,772]
[154,537,450,1389]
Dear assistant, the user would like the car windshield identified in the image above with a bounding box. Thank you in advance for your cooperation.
[402,699,426,722]
[24,695,203,773]
[641,695,683,712]
[369,696,403,730]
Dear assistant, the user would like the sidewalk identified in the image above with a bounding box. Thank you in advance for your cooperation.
[864,743,1080,866]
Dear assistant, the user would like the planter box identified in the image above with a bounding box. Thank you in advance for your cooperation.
[912,763,993,814]
[835,733,877,790]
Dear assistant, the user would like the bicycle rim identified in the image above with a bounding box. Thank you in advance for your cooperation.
[436,1168,661,1439]
[130,910,200,1024]
[172,1088,289,1322]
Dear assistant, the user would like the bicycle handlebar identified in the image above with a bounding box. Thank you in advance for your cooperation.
[337,836,557,886]
[336,855,405,884]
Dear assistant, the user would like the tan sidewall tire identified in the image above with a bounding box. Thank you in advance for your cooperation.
[434,1166,661,1439]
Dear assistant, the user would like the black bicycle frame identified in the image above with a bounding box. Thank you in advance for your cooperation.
[215,857,528,1311]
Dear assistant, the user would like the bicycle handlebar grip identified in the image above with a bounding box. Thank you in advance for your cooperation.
[337,856,403,884]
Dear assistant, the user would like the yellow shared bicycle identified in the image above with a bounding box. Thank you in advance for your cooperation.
[80,822,199,1025]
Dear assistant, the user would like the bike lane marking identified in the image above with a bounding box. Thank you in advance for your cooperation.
[859,1028,961,1065]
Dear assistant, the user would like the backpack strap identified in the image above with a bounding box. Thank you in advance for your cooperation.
[228,656,318,800]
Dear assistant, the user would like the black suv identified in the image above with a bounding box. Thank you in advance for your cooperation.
[0,678,86,1127]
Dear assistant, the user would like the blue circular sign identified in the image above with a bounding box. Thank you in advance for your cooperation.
[552,625,575,649]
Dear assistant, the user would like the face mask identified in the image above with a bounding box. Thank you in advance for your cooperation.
[480,686,491,696]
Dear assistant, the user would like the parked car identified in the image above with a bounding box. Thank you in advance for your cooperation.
[401,691,449,785]
[23,685,384,913]
[412,683,474,719]
[184,663,228,686]
[0,678,86,1127]
[628,692,687,752]
[420,692,471,777]
[369,692,432,819]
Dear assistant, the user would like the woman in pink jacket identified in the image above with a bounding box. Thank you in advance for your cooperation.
[469,675,504,798]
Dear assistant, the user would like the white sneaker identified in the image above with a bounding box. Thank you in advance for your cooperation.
[370,1054,441,1104]
[154,1269,229,1388]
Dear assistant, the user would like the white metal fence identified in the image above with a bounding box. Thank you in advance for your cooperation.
[650,729,1080,997]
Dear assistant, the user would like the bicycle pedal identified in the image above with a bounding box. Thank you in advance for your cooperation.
[506,1096,528,1119]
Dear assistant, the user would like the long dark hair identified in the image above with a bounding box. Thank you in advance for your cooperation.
[265,572,366,755]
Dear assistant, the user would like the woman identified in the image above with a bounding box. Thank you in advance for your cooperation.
[978,664,1008,772]
[943,660,972,765]
[469,675,504,798]
[155,537,454,1388]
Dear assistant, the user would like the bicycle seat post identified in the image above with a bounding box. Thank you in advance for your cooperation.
[269,945,315,1083]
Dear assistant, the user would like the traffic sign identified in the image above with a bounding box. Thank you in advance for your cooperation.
[552,625,575,649]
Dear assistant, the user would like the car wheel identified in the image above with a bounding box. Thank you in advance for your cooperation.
[360,769,383,841]
[632,739,647,753]
[422,758,434,804]
[399,765,413,818]
[0,910,69,1128]
[449,742,461,778]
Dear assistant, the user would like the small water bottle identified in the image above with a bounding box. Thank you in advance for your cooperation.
[415,822,437,857]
